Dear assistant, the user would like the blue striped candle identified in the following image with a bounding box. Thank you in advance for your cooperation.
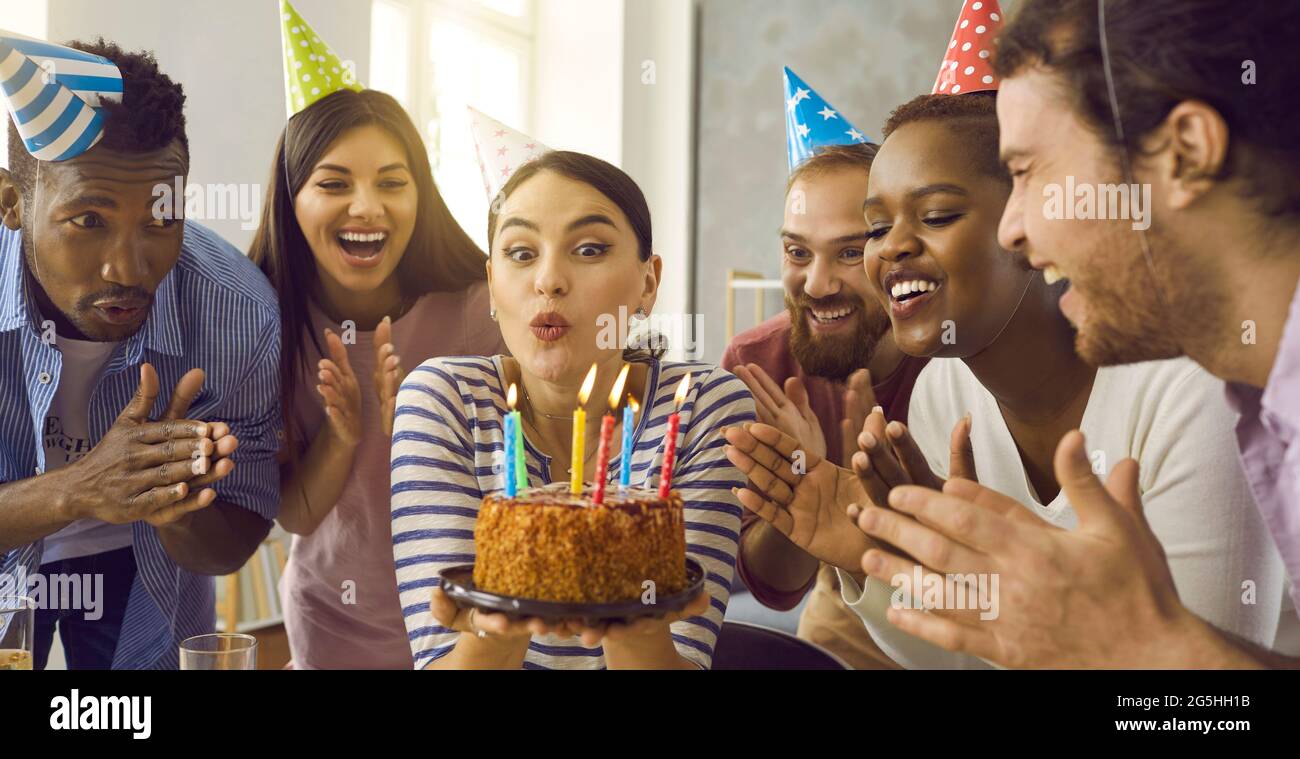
[503,411,517,497]
[619,397,637,488]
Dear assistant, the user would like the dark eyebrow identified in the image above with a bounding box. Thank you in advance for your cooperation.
[566,214,618,233]
[864,183,969,210]
[378,163,409,173]
[61,195,118,210]
[314,163,351,175]
[780,229,868,245]
[498,217,540,234]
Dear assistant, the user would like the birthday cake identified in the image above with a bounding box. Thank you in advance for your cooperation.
[474,482,687,604]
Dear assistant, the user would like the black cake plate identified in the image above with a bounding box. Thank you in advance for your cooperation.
[438,557,705,626]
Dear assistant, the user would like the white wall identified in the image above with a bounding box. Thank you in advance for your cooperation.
[45,0,372,251]
[28,0,695,348]
[531,0,623,164]
[621,0,695,334]
[532,0,696,351]
[0,0,49,170]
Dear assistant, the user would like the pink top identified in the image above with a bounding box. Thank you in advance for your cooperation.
[280,281,507,669]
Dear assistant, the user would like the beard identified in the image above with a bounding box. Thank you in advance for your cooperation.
[1068,216,1223,367]
[786,292,890,381]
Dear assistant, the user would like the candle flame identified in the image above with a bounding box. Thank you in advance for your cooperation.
[629,396,639,414]
[577,363,598,406]
[507,383,518,410]
[674,373,691,408]
[608,363,630,409]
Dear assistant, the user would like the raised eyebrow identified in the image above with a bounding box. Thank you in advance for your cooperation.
[498,217,540,234]
[565,214,618,233]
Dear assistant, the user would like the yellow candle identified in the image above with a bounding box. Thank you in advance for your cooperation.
[571,363,597,494]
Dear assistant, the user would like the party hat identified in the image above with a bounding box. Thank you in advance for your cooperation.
[784,67,870,173]
[0,30,123,161]
[280,0,363,118]
[468,106,551,201]
[932,0,1004,95]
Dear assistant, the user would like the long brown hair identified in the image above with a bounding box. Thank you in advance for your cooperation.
[249,88,487,455]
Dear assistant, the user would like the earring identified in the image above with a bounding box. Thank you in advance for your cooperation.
[633,306,648,322]
[489,306,498,322]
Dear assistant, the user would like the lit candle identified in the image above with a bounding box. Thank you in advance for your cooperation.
[571,363,597,494]
[620,397,638,490]
[513,397,527,493]
[659,373,691,498]
[594,364,629,504]
[504,384,520,497]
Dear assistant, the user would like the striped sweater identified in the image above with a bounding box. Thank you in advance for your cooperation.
[390,355,755,669]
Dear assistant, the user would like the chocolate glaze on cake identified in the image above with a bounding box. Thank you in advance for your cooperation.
[474,482,687,604]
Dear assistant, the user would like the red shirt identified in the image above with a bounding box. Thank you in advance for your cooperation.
[721,311,928,609]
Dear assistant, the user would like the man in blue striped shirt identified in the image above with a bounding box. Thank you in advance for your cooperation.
[0,40,280,668]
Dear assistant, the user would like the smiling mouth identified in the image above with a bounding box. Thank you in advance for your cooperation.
[889,278,939,303]
[336,230,389,262]
[807,304,857,326]
[1043,265,1067,285]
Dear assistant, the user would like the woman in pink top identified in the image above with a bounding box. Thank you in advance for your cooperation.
[250,89,506,668]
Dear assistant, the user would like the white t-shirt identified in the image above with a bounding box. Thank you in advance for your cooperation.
[839,356,1300,668]
[41,337,134,564]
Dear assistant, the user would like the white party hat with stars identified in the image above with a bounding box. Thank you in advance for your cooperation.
[468,106,551,201]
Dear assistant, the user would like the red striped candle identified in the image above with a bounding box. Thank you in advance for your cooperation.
[593,413,616,504]
[659,373,690,498]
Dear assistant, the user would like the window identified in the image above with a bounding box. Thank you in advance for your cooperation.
[371,0,535,250]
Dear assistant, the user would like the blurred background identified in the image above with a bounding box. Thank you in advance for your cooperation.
[2,0,991,364]
[2,0,998,664]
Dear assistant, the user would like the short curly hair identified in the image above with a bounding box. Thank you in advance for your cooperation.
[6,38,188,201]
[881,91,1007,186]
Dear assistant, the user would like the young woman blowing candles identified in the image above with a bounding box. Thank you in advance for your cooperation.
[390,149,755,669]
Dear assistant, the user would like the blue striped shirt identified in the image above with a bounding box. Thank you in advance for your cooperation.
[390,355,755,669]
[0,222,281,669]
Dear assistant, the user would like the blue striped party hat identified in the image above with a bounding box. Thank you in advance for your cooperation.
[784,67,870,173]
[0,31,123,162]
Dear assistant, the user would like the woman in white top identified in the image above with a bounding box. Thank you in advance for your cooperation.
[724,92,1296,668]
[391,151,754,669]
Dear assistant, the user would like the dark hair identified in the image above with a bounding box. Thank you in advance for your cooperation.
[993,0,1300,218]
[486,150,663,360]
[787,142,879,193]
[882,91,1008,186]
[488,150,652,261]
[248,88,487,455]
[6,38,188,202]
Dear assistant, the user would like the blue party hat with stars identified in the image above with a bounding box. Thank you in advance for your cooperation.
[784,66,869,173]
[0,30,123,162]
